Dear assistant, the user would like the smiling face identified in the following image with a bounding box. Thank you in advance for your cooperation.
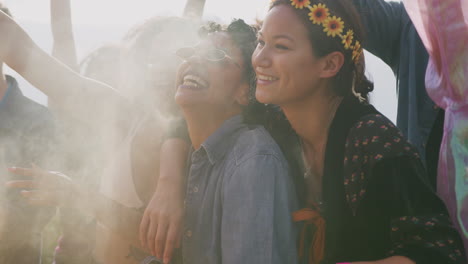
[175,32,249,116]
[252,5,329,106]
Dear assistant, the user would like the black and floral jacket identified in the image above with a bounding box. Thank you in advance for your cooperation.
[297,96,465,264]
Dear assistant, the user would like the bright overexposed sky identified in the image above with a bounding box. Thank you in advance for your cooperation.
[4,0,271,26]
[4,0,401,122]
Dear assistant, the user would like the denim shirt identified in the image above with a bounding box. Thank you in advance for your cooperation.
[352,0,438,162]
[182,115,298,264]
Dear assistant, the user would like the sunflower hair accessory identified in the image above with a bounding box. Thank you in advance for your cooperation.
[287,0,363,64]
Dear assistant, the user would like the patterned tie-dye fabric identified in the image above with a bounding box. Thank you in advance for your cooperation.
[403,0,468,257]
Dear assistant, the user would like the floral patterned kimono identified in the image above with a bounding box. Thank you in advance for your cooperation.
[403,0,468,257]
[295,96,465,263]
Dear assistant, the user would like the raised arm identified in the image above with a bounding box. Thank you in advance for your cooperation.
[183,0,206,19]
[50,0,78,71]
[352,0,404,69]
[0,10,131,124]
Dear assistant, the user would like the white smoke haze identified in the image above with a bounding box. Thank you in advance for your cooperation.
[0,1,399,263]
[4,0,398,120]
[0,3,200,262]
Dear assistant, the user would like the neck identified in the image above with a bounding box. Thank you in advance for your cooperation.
[183,106,241,150]
[0,65,7,100]
[281,88,343,153]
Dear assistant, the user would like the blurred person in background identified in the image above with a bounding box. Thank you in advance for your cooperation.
[0,2,57,263]
[0,5,199,264]
[46,1,124,262]
[404,0,468,257]
[351,0,443,191]
[54,43,124,264]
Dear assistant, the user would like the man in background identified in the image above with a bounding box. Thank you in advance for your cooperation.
[352,0,443,190]
[0,3,57,263]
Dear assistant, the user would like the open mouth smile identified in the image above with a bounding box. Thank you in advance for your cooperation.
[182,74,209,89]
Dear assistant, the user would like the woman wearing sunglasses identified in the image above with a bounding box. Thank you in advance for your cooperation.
[144,1,466,264]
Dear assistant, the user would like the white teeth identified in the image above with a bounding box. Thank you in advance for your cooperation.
[183,80,199,87]
[257,74,278,81]
[183,74,208,87]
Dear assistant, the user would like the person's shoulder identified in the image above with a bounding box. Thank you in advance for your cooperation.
[232,125,286,166]
[350,113,402,138]
[346,113,421,162]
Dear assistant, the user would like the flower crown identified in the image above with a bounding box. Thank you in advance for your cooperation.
[286,0,363,64]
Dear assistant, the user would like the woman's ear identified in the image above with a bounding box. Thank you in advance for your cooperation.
[319,51,345,78]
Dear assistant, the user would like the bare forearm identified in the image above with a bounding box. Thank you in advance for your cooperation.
[183,0,206,18]
[0,11,129,123]
[157,138,190,186]
[51,0,78,70]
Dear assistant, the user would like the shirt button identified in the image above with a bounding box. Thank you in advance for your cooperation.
[193,186,199,193]
[186,230,193,238]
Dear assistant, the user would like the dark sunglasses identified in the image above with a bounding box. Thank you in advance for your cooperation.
[175,47,240,68]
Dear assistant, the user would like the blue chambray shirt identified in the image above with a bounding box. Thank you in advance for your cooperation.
[182,115,299,264]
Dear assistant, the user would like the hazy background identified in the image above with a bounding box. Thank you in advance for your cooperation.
[4,0,399,122]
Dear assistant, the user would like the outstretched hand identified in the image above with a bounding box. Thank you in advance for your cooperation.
[5,165,75,207]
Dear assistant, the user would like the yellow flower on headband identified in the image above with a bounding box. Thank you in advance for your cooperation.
[352,41,362,62]
[323,16,344,37]
[308,4,330,25]
[290,0,311,9]
[342,30,354,50]
[288,0,363,65]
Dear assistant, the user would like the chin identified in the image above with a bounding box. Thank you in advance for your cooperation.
[255,90,276,105]
[175,92,194,108]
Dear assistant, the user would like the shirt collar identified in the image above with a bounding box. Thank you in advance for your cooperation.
[197,115,245,165]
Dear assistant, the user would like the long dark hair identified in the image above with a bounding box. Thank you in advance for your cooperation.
[271,0,374,101]
[201,19,306,204]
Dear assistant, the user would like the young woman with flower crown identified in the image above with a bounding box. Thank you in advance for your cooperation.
[134,0,466,263]
[251,0,466,263]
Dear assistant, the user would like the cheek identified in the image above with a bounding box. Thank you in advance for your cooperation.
[209,68,242,97]
[277,55,319,100]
